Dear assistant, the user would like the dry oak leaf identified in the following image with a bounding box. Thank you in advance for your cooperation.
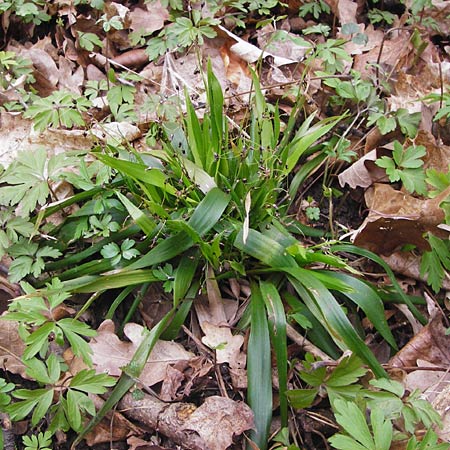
[130,1,168,35]
[353,183,450,254]
[0,318,27,377]
[120,393,254,450]
[89,320,194,387]
[324,0,357,25]
[338,149,380,189]
[390,316,450,369]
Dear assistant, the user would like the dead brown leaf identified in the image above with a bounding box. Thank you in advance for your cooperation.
[120,393,254,450]
[195,267,246,370]
[338,149,383,189]
[85,394,143,446]
[89,320,194,387]
[324,0,357,24]
[353,184,450,254]
[0,318,27,377]
[382,252,450,290]
[129,2,168,35]
[390,316,450,369]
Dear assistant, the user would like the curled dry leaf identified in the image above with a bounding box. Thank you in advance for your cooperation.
[89,320,194,387]
[338,149,381,189]
[390,316,450,370]
[129,2,168,35]
[91,122,141,144]
[324,0,357,25]
[0,112,34,168]
[353,184,450,254]
[84,393,144,446]
[0,318,27,377]
[120,393,254,450]
[217,25,297,66]
[382,252,450,290]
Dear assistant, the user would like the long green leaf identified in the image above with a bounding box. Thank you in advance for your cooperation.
[116,192,156,236]
[332,244,426,325]
[260,281,288,427]
[95,154,176,195]
[287,267,387,378]
[173,252,199,306]
[61,269,159,293]
[127,187,230,270]
[234,228,296,268]
[185,91,205,168]
[188,187,230,234]
[284,116,341,174]
[284,292,340,358]
[325,271,398,350]
[248,282,272,450]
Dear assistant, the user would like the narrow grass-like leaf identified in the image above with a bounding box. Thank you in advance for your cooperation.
[116,192,156,236]
[284,116,341,174]
[161,298,193,340]
[248,282,272,450]
[207,60,225,166]
[105,285,135,319]
[128,188,230,270]
[332,244,426,325]
[234,228,296,268]
[284,293,340,358]
[45,225,140,271]
[95,154,176,195]
[326,271,397,350]
[173,252,199,306]
[260,281,288,427]
[185,91,205,168]
[288,152,327,200]
[40,180,124,219]
[181,158,216,194]
[60,270,159,293]
[188,187,230,234]
[287,267,387,378]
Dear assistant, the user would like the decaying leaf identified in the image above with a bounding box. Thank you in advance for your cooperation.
[89,320,194,387]
[338,149,383,189]
[129,2,168,35]
[195,268,246,370]
[382,252,450,290]
[353,184,450,253]
[0,318,27,377]
[120,393,254,450]
[91,122,141,144]
[390,316,450,371]
[85,394,144,446]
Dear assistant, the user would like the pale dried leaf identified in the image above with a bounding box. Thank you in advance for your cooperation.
[382,252,450,290]
[130,2,168,34]
[120,393,254,450]
[390,317,450,369]
[85,394,143,446]
[91,122,141,144]
[201,321,246,368]
[89,320,194,386]
[353,184,450,254]
[338,149,379,189]
[0,319,27,377]
[218,25,296,66]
